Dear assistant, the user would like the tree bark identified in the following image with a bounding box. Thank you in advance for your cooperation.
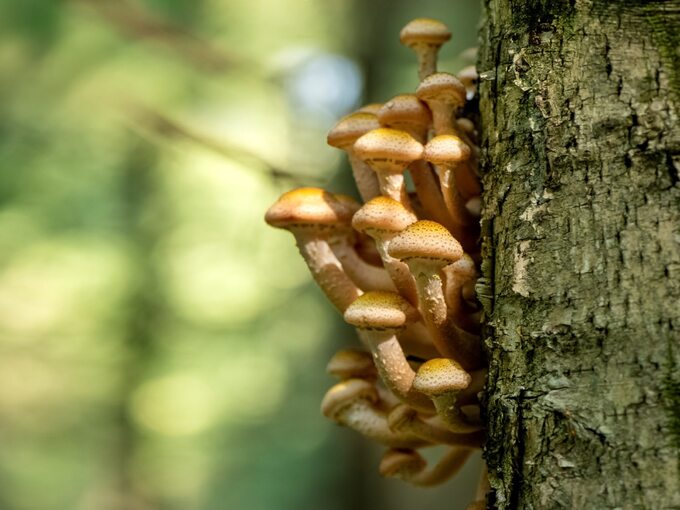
[477,1,680,508]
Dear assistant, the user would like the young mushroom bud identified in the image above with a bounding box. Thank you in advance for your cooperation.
[399,18,452,81]
[412,358,481,431]
[353,128,423,209]
[380,447,473,487]
[327,112,382,202]
[344,291,435,413]
[321,378,429,448]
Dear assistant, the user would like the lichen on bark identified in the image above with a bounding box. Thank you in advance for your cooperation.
[477,1,680,508]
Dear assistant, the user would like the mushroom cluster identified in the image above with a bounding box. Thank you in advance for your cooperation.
[266,18,487,508]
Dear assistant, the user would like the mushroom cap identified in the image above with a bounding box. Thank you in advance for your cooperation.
[320,378,378,419]
[423,135,472,166]
[326,348,376,379]
[353,128,424,170]
[456,65,478,89]
[416,72,467,110]
[327,112,381,149]
[344,291,417,330]
[265,187,359,230]
[352,196,418,236]
[399,18,451,48]
[412,358,471,396]
[388,220,464,264]
[377,95,432,136]
[379,448,426,478]
[356,103,383,115]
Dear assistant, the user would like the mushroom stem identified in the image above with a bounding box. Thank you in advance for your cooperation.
[347,151,382,202]
[443,255,481,333]
[329,237,396,292]
[388,403,484,444]
[380,447,473,487]
[409,160,459,231]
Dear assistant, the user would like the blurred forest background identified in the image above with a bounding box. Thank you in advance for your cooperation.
[0,1,481,509]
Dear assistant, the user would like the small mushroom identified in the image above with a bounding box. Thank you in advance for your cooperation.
[412,358,481,431]
[265,187,361,312]
[424,134,481,206]
[321,378,429,448]
[353,128,423,208]
[399,18,452,81]
[327,112,382,202]
[344,291,434,413]
[326,348,377,380]
[379,447,473,487]
[415,72,467,136]
[457,65,478,99]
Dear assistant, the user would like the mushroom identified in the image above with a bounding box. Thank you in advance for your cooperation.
[265,187,361,312]
[388,403,484,444]
[351,196,419,305]
[388,220,482,368]
[415,72,467,136]
[379,447,473,487]
[327,112,382,202]
[376,95,454,230]
[443,254,481,333]
[321,378,429,448]
[457,65,478,99]
[412,358,481,431]
[399,18,452,81]
[326,348,377,380]
[353,128,423,209]
[343,291,434,413]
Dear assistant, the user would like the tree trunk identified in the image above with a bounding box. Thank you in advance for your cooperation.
[477,1,680,508]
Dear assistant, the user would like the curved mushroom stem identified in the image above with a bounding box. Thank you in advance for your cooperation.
[357,329,434,414]
[322,379,431,449]
[409,160,459,231]
[329,236,396,292]
[465,463,490,510]
[346,150,381,202]
[388,403,484,444]
[398,322,439,359]
[380,447,474,487]
[443,255,481,333]
[296,235,361,312]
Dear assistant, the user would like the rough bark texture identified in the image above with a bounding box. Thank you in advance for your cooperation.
[477,1,680,508]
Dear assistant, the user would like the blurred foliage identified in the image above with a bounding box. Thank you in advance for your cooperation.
[0,0,480,509]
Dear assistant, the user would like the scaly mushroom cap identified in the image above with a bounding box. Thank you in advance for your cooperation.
[388,220,463,263]
[265,187,359,231]
[344,291,418,330]
[412,358,471,397]
[377,95,432,139]
[326,348,376,379]
[423,135,472,166]
[399,18,451,48]
[320,378,378,419]
[353,128,424,171]
[352,196,417,236]
[416,72,467,111]
[379,448,426,478]
[327,112,381,149]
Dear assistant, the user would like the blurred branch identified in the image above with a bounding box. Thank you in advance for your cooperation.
[72,0,238,73]
[126,103,321,185]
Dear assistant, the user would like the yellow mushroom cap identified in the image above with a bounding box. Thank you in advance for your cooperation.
[379,448,426,478]
[377,95,432,133]
[399,18,451,48]
[352,196,417,235]
[344,291,417,330]
[416,72,467,110]
[327,112,381,149]
[320,378,378,419]
[423,135,472,166]
[265,187,359,230]
[326,349,376,379]
[388,220,463,263]
[412,358,471,396]
[353,128,424,168]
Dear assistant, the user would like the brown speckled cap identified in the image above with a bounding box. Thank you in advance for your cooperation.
[353,128,424,168]
[327,112,381,149]
[416,72,467,110]
[399,18,451,48]
[352,196,417,236]
[423,135,472,166]
[388,220,463,263]
[412,358,471,396]
[320,378,378,419]
[377,95,432,137]
[265,187,359,230]
[344,291,417,330]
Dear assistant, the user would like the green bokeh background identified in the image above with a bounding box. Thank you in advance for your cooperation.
[0,1,480,509]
